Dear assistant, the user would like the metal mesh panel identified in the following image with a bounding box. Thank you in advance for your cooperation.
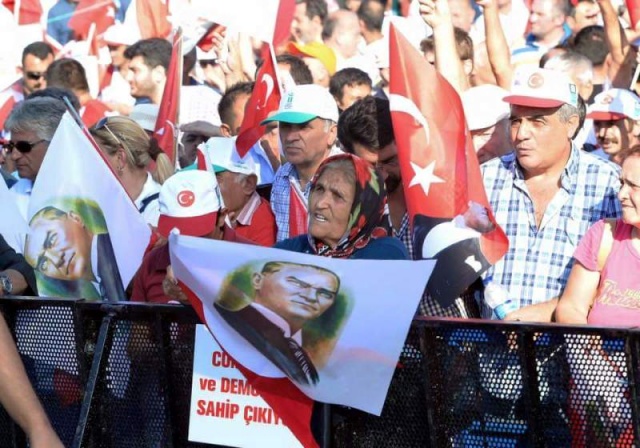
[422,320,639,448]
[332,325,430,447]
[13,304,81,448]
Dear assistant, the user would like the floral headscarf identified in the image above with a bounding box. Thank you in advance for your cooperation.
[308,153,389,258]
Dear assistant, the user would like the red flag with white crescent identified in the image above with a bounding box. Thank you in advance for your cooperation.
[273,0,296,48]
[388,24,508,306]
[288,178,308,239]
[236,43,281,157]
[153,28,182,166]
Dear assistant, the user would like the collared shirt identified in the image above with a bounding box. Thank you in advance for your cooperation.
[511,23,572,68]
[234,192,276,247]
[271,146,342,242]
[134,172,161,227]
[480,145,622,318]
[251,302,302,344]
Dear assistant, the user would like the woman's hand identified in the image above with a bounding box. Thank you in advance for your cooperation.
[417,0,452,30]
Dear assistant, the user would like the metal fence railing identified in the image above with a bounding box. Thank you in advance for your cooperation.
[0,298,638,447]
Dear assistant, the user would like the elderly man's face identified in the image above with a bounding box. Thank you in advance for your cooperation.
[8,130,49,181]
[510,105,578,174]
[279,118,336,172]
[22,53,53,96]
[215,171,254,215]
[253,264,339,328]
[25,210,93,281]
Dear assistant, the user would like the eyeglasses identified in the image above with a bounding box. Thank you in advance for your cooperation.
[94,117,134,159]
[25,71,45,81]
[4,139,48,154]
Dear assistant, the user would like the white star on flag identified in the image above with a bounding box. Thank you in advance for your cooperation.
[409,160,444,196]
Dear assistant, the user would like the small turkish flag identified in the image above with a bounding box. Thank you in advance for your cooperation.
[154,28,182,166]
[388,24,508,306]
[236,43,281,157]
[288,178,308,239]
[68,0,115,40]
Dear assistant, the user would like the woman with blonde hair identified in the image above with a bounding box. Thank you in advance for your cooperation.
[90,116,174,226]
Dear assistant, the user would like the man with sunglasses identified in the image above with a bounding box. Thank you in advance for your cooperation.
[5,98,66,235]
[0,42,54,131]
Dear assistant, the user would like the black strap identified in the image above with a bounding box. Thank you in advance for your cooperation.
[139,193,160,213]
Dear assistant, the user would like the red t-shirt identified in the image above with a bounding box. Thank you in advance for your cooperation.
[81,99,111,127]
[235,197,277,247]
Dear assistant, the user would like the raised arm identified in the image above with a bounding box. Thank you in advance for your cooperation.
[597,0,637,87]
[477,0,513,88]
[418,0,471,93]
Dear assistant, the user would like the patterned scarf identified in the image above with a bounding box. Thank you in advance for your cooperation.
[309,154,389,258]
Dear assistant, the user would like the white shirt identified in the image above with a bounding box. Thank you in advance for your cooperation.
[134,173,161,227]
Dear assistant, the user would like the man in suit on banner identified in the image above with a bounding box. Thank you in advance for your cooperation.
[23,197,126,301]
[215,261,340,386]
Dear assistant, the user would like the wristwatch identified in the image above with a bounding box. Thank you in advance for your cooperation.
[0,274,13,295]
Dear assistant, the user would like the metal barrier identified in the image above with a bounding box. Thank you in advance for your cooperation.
[0,298,638,447]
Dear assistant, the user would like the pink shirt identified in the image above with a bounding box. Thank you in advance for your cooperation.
[574,219,640,326]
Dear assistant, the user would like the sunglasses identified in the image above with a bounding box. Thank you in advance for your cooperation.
[94,117,134,158]
[25,71,45,81]
[4,139,47,154]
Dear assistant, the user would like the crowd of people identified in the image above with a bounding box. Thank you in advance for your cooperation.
[0,0,639,444]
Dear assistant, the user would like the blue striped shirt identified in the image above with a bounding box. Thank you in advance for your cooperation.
[480,146,622,317]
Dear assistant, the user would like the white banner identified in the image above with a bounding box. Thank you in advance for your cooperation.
[0,174,28,252]
[189,324,302,447]
[170,233,435,414]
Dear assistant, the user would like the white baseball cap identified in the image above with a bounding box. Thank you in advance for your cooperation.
[157,170,222,238]
[462,85,511,131]
[101,23,139,47]
[204,137,257,176]
[129,104,159,133]
[587,88,640,121]
[504,67,579,108]
[261,84,339,125]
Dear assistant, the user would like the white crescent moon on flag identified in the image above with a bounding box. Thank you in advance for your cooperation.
[388,93,430,145]
[260,74,274,108]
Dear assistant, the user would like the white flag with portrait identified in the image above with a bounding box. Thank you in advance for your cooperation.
[25,112,151,300]
[169,232,434,414]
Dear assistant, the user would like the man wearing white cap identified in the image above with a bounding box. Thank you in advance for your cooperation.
[480,67,621,322]
[587,88,640,165]
[261,84,341,242]
[206,137,277,247]
[462,85,514,164]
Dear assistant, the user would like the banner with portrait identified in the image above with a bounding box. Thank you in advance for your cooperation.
[26,112,151,300]
[169,232,435,414]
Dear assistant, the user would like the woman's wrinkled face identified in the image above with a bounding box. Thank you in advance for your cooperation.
[308,168,356,248]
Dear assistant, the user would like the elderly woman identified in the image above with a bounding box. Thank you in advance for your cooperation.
[276,153,407,259]
[90,116,174,227]
[555,146,640,325]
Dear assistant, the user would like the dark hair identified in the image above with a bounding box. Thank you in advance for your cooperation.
[572,25,608,66]
[297,0,328,22]
[329,68,372,102]
[276,54,314,84]
[218,81,254,127]
[357,0,385,32]
[26,87,81,111]
[322,13,339,40]
[124,38,172,71]
[45,59,90,92]
[261,261,340,291]
[22,41,53,65]
[338,96,394,153]
[420,27,474,61]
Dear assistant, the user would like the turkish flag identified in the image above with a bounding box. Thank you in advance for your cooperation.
[626,0,640,29]
[136,0,171,39]
[181,283,318,448]
[2,0,41,24]
[236,43,281,157]
[388,24,508,306]
[273,0,296,48]
[289,178,308,239]
[154,28,182,166]
[68,0,115,40]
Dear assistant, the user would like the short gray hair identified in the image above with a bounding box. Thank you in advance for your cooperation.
[5,97,66,141]
[557,102,580,123]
